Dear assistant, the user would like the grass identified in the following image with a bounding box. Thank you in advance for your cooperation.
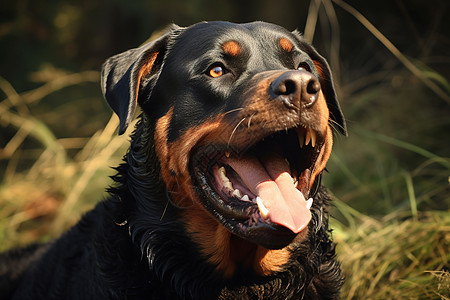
[0,70,133,246]
[1,1,449,298]
[331,201,450,299]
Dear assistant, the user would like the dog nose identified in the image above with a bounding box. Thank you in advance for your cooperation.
[269,70,321,108]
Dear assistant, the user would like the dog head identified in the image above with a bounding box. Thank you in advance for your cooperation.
[102,21,346,276]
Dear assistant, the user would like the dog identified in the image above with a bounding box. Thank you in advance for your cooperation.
[0,21,347,299]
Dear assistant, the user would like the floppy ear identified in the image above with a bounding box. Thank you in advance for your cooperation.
[295,35,347,136]
[101,26,178,134]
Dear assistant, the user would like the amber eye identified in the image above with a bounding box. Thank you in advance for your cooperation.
[209,65,224,78]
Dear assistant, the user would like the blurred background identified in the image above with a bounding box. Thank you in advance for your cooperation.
[0,0,449,298]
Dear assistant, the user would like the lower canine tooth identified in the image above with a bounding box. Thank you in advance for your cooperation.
[306,198,313,210]
[256,197,270,219]
[241,195,250,202]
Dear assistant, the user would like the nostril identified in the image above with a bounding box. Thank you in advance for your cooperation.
[272,79,297,96]
[284,80,297,96]
[306,79,320,95]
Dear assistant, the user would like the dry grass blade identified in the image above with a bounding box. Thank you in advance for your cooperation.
[304,0,321,43]
[354,127,450,170]
[332,0,450,104]
[52,115,131,230]
[304,0,341,79]
[17,71,99,105]
[334,211,450,299]
[0,104,66,161]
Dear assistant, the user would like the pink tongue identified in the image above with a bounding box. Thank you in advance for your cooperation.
[225,154,312,234]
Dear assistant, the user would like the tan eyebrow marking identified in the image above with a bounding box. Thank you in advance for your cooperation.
[279,37,294,52]
[222,41,241,56]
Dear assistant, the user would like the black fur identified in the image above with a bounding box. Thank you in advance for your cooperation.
[0,21,345,299]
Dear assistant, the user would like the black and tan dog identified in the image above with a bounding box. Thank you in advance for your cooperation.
[1,21,347,299]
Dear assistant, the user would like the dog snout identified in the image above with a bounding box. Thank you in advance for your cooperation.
[269,70,321,108]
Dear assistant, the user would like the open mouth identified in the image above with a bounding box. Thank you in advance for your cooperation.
[191,126,323,249]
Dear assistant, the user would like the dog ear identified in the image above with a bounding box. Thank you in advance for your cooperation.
[295,36,347,136]
[101,26,179,134]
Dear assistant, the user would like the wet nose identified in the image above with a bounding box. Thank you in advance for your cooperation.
[269,70,321,108]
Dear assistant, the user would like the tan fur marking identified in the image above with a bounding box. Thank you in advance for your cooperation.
[279,38,294,52]
[308,91,333,188]
[154,107,173,185]
[254,228,309,275]
[155,113,240,276]
[222,41,241,57]
[136,53,158,104]
[313,60,326,83]
[185,208,236,277]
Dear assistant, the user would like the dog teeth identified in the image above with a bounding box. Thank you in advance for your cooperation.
[298,130,305,148]
[256,197,270,219]
[298,128,317,148]
[306,198,313,210]
[305,129,311,146]
[218,166,227,181]
[310,130,316,147]
[233,189,242,198]
[225,151,231,158]
[218,166,234,190]
[241,194,250,202]
[218,166,257,203]
[224,181,233,190]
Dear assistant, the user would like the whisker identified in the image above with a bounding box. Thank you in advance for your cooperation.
[247,113,256,128]
[223,107,244,116]
[160,200,169,221]
[328,119,345,133]
[228,117,246,146]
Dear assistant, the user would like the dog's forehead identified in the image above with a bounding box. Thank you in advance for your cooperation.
[171,21,298,59]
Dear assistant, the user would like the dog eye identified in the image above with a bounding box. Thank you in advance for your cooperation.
[208,65,225,78]
[297,63,311,72]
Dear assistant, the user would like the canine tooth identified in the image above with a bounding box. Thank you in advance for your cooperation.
[224,181,234,190]
[256,197,270,219]
[305,129,311,146]
[225,151,231,158]
[306,198,313,210]
[310,130,316,147]
[233,189,242,198]
[218,167,229,182]
[241,195,250,202]
[298,130,305,148]
[218,166,234,190]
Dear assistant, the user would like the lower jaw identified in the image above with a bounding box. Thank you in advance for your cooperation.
[218,223,310,277]
[194,169,299,249]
